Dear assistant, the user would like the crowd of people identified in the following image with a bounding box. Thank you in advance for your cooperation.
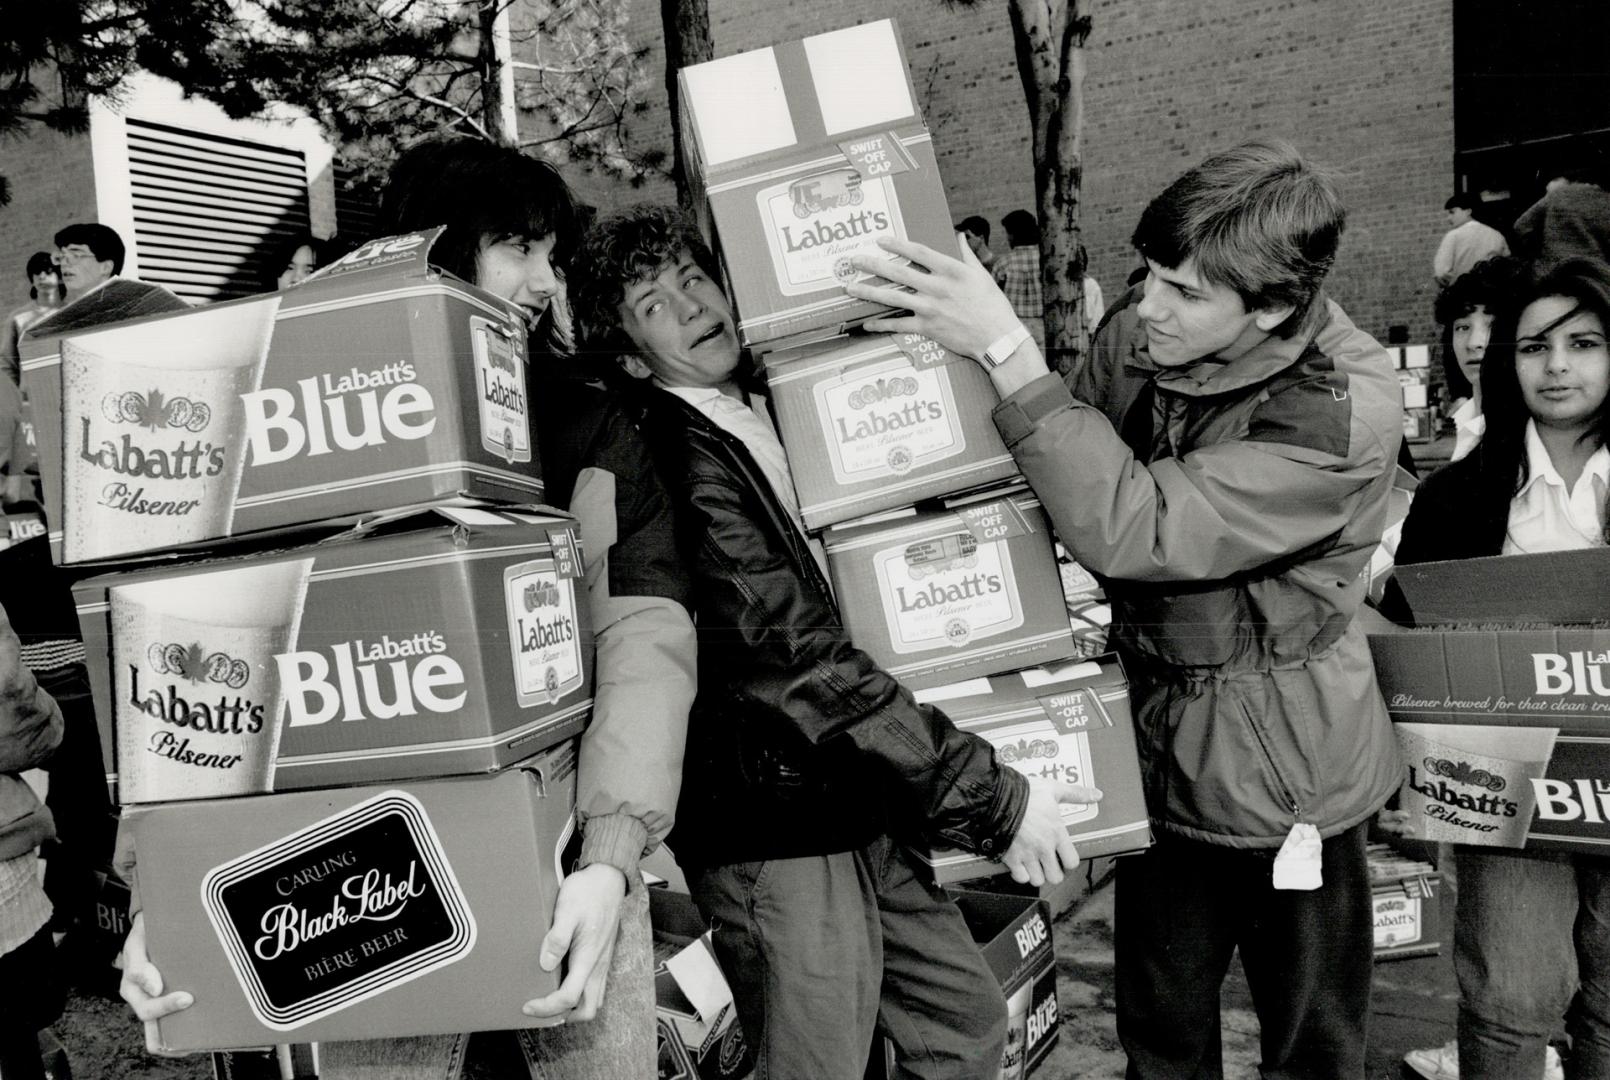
[0,132,1605,1080]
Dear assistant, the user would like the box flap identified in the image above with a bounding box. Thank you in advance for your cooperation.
[1394,548,1610,626]
[663,935,730,1024]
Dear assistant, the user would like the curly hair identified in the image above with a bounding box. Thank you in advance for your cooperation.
[1433,255,1526,400]
[569,204,720,359]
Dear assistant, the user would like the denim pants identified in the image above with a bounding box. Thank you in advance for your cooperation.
[316,883,656,1080]
[688,836,1006,1080]
[1455,846,1610,1080]
[1114,820,1374,1080]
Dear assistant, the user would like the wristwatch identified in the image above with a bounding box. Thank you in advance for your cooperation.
[979,324,1032,368]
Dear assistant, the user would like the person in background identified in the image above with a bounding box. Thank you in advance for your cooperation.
[996,209,1045,353]
[1392,260,1610,1080]
[262,232,339,292]
[571,204,1098,1080]
[1512,169,1610,279]
[955,215,999,278]
[0,613,67,1080]
[1434,256,1525,463]
[119,138,696,1080]
[24,224,186,347]
[849,139,1405,1080]
[1,253,63,385]
[1435,193,1510,288]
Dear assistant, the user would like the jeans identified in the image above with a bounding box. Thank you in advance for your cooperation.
[688,836,1006,1080]
[317,882,656,1080]
[1114,820,1374,1080]
[1455,846,1610,1080]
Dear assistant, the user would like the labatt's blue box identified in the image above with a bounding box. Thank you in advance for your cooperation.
[763,332,1018,530]
[1369,547,1610,854]
[21,228,540,565]
[677,20,955,350]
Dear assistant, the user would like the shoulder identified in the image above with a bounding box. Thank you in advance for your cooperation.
[1248,303,1396,459]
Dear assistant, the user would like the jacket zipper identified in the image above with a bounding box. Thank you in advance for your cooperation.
[1241,701,1304,824]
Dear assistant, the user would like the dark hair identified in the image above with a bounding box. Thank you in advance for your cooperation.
[570,204,720,358]
[1434,255,1525,400]
[24,252,60,302]
[53,223,125,275]
[1001,209,1039,246]
[378,137,581,351]
[956,216,990,242]
[1130,139,1344,332]
[1476,259,1610,541]
[262,233,339,292]
[1444,193,1479,213]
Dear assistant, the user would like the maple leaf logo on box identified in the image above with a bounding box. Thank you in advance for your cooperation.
[100,388,213,432]
[1422,755,1506,792]
[146,640,250,689]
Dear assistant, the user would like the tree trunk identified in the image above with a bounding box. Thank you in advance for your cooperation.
[478,0,514,146]
[661,0,713,207]
[1006,0,1090,378]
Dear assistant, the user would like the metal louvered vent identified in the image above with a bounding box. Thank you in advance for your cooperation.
[126,117,311,304]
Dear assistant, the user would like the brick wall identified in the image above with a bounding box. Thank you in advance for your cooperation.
[0,127,97,311]
[587,0,1453,346]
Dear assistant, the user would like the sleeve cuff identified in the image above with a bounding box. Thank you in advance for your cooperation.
[992,374,1077,447]
[982,766,1032,857]
[577,813,650,890]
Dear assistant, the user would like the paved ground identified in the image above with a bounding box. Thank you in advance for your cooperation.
[50,858,1459,1079]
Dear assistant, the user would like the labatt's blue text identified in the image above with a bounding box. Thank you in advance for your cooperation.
[242,361,435,466]
[779,209,891,252]
[276,631,466,725]
[1534,650,1610,696]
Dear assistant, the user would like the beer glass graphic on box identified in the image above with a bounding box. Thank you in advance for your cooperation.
[61,296,280,562]
[111,557,314,803]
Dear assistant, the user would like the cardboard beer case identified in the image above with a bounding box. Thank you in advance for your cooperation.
[649,888,753,1080]
[1368,547,1610,853]
[75,505,593,805]
[130,746,578,1052]
[869,890,1058,1080]
[909,657,1151,883]
[21,228,543,565]
[762,332,1019,530]
[1367,843,1442,962]
[677,19,955,351]
[822,487,1076,690]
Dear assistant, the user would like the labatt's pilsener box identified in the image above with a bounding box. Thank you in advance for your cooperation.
[910,658,1151,883]
[20,228,541,565]
[129,748,577,1051]
[75,506,592,804]
[1368,547,1610,854]
[822,488,1075,690]
[678,20,955,350]
[763,332,1018,530]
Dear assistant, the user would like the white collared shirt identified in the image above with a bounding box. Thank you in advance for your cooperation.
[1449,397,1486,463]
[659,383,832,583]
[1503,420,1610,555]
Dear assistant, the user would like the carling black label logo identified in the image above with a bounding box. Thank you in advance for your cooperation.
[201,790,476,1030]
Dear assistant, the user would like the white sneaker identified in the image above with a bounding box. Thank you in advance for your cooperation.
[1401,1039,1565,1080]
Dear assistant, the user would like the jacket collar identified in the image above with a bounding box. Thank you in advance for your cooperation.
[1123,294,1333,398]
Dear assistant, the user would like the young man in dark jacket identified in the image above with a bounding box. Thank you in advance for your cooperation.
[572,205,1098,1080]
[849,141,1405,1079]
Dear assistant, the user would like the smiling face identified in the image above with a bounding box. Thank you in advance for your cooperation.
[1451,304,1495,393]
[1514,295,1610,436]
[615,252,740,389]
[1133,257,1289,367]
[474,233,559,327]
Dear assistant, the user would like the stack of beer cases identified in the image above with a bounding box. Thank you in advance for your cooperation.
[1387,344,1435,442]
[678,18,1150,912]
[19,229,598,1056]
[1366,843,1443,961]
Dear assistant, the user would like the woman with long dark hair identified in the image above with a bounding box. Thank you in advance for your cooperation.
[1396,259,1610,1080]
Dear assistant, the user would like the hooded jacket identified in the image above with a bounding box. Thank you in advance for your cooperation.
[992,290,1404,847]
[633,387,1029,871]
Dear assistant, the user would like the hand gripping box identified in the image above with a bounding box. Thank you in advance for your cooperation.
[1368,548,1610,853]
[75,506,593,805]
[762,332,1018,530]
[678,20,956,350]
[910,658,1151,883]
[129,747,577,1052]
[21,228,542,565]
[822,488,1076,690]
